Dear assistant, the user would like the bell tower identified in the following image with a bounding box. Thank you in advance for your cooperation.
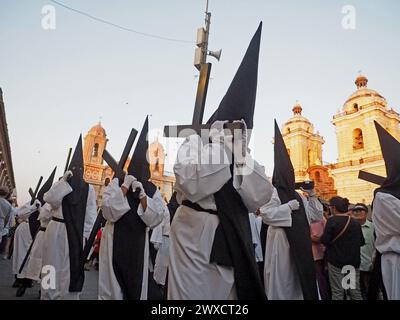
[83,123,108,165]
[282,103,324,181]
[331,75,400,203]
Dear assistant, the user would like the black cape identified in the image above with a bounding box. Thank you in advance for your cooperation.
[112,116,161,300]
[272,120,318,300]
[205,23,266,300]
[62,135,90,292]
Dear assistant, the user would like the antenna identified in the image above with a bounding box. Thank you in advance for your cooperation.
[194,0,222,70]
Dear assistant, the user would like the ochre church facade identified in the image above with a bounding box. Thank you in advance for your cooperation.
[281,74,400,204]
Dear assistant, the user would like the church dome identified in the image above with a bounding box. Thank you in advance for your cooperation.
[343,75,387,113]
[282,102,314,134]
[88,123,107,137]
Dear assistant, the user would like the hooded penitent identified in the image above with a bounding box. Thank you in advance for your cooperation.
[373,121,400,199]
[28,167,57,239]
[271,120,318,300]
[62,135,89,292]
[112,116,158,300]
[204,22,266,300]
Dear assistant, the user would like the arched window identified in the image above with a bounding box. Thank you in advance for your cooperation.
[353,128,364,150]
[287,128,291,134]
[308,150,312,167]
[315,171,321,182]
[92,143,99,157]
[353,103,359,112]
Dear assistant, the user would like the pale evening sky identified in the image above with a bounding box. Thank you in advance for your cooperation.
[1,0,399,204]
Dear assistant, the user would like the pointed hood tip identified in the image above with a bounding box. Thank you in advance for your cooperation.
[207,23,262,129]
[128,117,151,182]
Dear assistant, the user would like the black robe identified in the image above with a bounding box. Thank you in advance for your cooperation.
[112,181,157,300]
[62,182,89,292]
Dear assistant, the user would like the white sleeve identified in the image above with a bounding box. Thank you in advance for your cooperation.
[43,180,72,210]
[101,178,131,223]
[258,188,292,227]
[300,193,323,224]
[233,155,273,212]
[248,213,259,246]
[173,134,231,203]
[15,201,38,221]
[38,203,53,221]
[83,185,98,240]
[137,189,165,229]
[373,192,400,253]
[150,199,171,249]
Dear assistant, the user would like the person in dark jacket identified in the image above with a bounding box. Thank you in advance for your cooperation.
[321,196,365,300]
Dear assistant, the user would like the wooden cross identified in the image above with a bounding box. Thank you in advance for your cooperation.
[64,147,72,174]
[28,176,43,205]
[102,128,138,182]
[83,128,138,264]
[358,170,385,186]
[164,62,243,137]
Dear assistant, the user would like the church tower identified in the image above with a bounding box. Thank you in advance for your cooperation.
[149,140,165,177]
[83,123,108,165]
[282,103,336,200]
[83,123,108,204]
[282,103,325,181]
[331,75,400,203]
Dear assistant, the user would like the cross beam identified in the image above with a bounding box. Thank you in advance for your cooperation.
[102,128,138,182]
[358,170,385,186]
[29,176,43,204]
[64,147,73,174]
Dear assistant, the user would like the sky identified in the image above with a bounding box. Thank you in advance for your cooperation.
[1,0,400,204]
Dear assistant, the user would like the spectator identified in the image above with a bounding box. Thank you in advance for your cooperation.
[321,196,365,300]
[85,227,103,271]
[310,206,329,300]
[351,203,375,299]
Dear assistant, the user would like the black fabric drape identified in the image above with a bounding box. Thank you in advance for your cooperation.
[62,182,89,292]
[112,181,157,300]
[213,178,266,300]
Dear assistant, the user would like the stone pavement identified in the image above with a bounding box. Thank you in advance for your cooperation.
[0,257,98,300]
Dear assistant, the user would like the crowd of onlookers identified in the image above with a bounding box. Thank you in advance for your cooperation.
[311,196,382,300]
[0,184,388,300]
[0,186,18,260]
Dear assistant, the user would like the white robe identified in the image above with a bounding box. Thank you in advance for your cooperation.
[372,192,400,300]
[40,180,97,300]
[24,203,53,282]
[12,202,39,278]
[151,201,171,286]
[249,213,263,262]
[98,178,165,300]
[259,188,323,300]
[168,134,273,300]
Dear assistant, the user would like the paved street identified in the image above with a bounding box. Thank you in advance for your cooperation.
[0,257,98,300]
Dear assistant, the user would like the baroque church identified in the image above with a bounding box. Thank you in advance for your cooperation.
[82,123,175,205]
[281,74,400,204]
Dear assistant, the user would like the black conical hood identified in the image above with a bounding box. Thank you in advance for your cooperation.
[374,121,400,197]
[128,116,150,182]
[207,22,262,129]
[68,135,84,180]
[272,120,296,197]
[66,135,86,205]
[37,166,57,204]
[271,119,319,299]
